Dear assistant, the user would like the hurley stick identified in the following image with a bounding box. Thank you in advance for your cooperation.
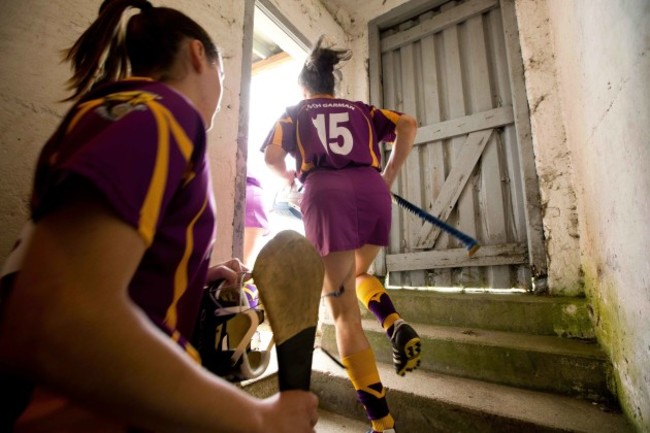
[252,230,324,391]
[392,192,480,256]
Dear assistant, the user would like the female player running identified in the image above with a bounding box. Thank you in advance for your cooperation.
[262,36,420,433]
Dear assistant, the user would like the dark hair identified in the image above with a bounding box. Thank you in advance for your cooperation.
[298,35,351,96]
[64,0,220,100]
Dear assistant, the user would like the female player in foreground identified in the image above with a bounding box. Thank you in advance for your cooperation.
[0,1,318,432]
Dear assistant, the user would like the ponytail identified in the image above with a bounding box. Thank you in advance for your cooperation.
[64,0,219,100]
[298,35,351,96]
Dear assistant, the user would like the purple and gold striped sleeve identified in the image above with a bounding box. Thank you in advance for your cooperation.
[261,111,296,155]
[369,106,402,143]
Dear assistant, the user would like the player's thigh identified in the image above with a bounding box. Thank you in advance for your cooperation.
[321,250,359,319]
[354,244,382,276]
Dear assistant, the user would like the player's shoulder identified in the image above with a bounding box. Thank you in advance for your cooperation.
[80,79,201,129]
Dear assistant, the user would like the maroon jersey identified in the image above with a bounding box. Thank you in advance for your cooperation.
[3,77,216,357]
[1,78,216,431]
[262,96,401,182]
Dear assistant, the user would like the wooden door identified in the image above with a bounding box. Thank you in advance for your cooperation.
[369,0,546,290]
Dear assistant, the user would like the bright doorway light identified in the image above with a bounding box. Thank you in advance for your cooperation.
[245,4,308,265]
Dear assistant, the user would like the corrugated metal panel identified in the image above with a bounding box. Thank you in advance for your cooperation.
[378,0,532,289]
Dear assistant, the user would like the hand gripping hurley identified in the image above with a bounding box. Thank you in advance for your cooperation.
[252,230,324,391]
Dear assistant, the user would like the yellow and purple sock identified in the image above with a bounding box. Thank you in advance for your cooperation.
[342,348,394,432]
[356,274,400,338]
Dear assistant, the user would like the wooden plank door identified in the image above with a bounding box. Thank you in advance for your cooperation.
[369,0,546,290]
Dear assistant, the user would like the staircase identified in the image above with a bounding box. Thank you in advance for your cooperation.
[243,290,635,432]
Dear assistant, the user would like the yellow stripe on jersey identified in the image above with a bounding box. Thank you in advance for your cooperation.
[161,104,196,186]
[270,116,292,146]
[270,122,284,146]
[295,117,315,172]
[171,330,202,364]
[138,103,171,245]
[66,99,104,134]
[184,343,201,364]
[376,108,401,125]
[134,98,196,243]
[162,106,193,162]
[363,113,380,168]
[165,195,209,330]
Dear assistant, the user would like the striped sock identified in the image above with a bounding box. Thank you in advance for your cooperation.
[356,274,401,338]
[342,348,394,432]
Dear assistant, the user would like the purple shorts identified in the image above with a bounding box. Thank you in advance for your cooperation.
[301,166,391,256]
[245,176,269,230]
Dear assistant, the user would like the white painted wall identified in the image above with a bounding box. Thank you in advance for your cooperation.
[513,0,582,296]
[0,0,81,263]
[0,0,346,265]
[550,1,649,429]
[516,0,650,429]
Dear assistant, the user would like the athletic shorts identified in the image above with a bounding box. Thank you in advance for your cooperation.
[245,176,269,230]
[301,166,391,256]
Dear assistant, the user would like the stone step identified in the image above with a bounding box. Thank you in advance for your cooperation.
[317,409,369,432]
[320,319,614,403]
[309,351,633,433]
[364,289,594,338]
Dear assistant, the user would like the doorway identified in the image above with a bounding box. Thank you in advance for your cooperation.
[244,1,309,267]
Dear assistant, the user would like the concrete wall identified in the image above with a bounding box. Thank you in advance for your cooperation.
[551,1,649,429]
[0,0,80,262]
[516,0,650,429]
[513,0,583,296]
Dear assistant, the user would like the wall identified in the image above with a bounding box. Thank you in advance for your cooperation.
[0,0,79,263]
[513,0,582,296]
[518,0,650,429]
[0,0,247,263]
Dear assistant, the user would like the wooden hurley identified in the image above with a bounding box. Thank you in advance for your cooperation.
[252,230,324,391]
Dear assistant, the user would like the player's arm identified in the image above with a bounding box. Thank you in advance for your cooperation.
[382,113,417,188]
[0,187,317,433]
[264,143,295,187]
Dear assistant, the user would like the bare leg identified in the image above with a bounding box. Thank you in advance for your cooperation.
[354,244,381,277]
[322,250,368,357]
[321,249,395,432]
[243,227,266,269]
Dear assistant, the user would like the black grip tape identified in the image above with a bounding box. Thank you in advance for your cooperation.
[276,326,317,391]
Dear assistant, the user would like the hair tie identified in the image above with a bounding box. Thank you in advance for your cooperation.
[139,0,153,11]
